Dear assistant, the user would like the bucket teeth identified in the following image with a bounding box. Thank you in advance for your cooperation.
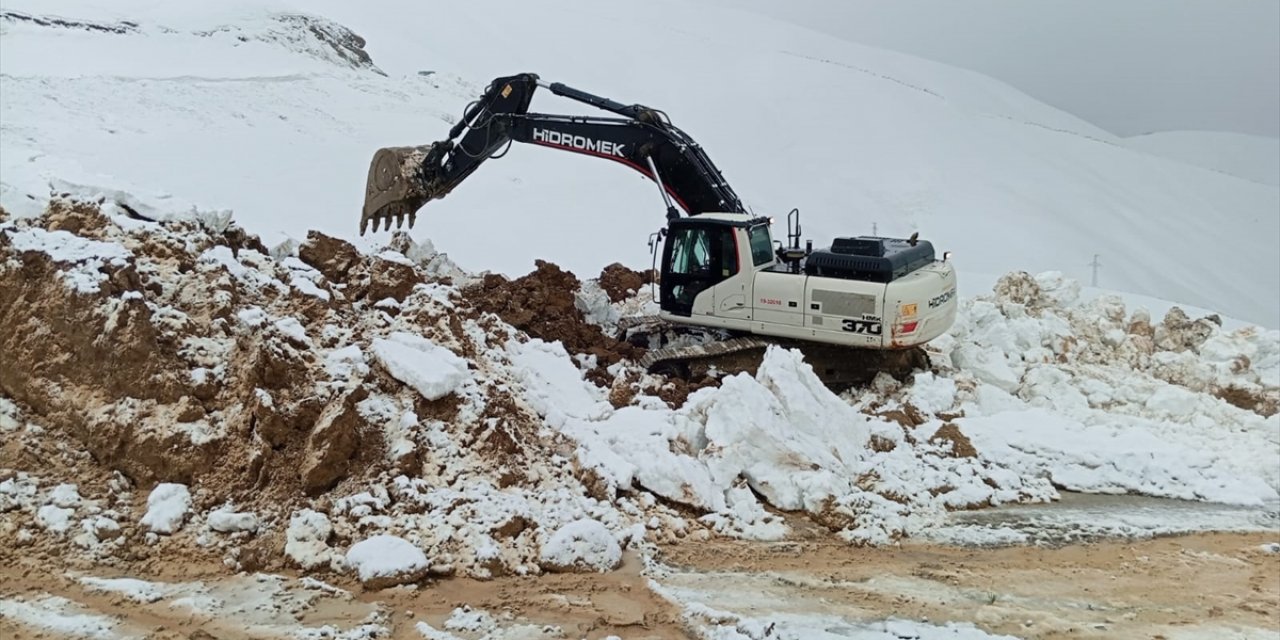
[360,144,437,236]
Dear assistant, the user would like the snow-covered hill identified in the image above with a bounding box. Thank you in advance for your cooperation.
[1,0,1277,328]
[1124,130,1280,187]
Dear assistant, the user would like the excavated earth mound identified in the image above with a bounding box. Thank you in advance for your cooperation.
[0,199,691,581]
[466,260,645,385]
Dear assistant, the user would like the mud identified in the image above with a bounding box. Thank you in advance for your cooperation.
[657,531,1280,640]
[2,531,1275,640]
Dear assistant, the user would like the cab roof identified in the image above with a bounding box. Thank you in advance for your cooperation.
[674,212,772,228]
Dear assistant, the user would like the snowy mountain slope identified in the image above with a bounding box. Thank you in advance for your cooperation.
[1123,130,1280,187]
[1,0,1277,328]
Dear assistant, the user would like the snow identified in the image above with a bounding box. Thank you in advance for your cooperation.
[78,576,167,603]
[286,509,336,570]
[662,587,1022,640]
[443,606,497,633]
[273,316,310,345]
[0,595,121,639]
[139,483,191,534]
[539,518,623,572]
[37,504,75,534]
[416,622,462,640]
[1,226,132,293]
[959,409,1276,506]
[343,534,429,585]
[207,507,259,533]
[1124,130,1280,187]
[370,332,470,401]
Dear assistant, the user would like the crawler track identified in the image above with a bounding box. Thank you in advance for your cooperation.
[621,317,930,391]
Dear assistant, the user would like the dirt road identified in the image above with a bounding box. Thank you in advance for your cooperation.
[2,530,1276,639]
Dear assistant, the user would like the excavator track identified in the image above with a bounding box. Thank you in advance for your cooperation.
[627,320,931,392]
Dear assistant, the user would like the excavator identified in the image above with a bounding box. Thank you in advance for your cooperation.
[360,73,958,388]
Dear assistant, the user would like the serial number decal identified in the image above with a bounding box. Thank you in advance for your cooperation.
[759,297,783,306]
[928,287,956,309]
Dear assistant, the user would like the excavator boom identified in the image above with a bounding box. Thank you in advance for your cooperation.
[361,73,744,234]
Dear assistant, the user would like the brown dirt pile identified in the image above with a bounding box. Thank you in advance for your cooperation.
[597,262,653,303]
[0,201,471,515]
[465,259,644,380]
[0,200,705,582]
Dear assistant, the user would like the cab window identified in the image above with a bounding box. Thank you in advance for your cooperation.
[748,225,774,266]
[669,227,712,275]
[720,231,739,277]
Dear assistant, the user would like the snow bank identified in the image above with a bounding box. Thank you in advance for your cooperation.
[515,334,1054,543]
[539,519,623,573]
[344,534,429,588]
[139,483,190,534]
[941,271,1280,506]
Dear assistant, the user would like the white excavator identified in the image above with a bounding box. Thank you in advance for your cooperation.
[361,73,957,387]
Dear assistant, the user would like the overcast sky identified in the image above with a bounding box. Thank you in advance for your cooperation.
[713,0,1279,138]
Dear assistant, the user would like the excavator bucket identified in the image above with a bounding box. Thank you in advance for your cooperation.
[360,144,437,235]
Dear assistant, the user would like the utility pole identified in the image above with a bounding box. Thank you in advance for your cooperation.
[1089,254,1102,287]
[872,222,878,236]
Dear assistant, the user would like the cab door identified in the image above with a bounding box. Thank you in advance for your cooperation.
[711,228,751,319]
[660,224,718,317]
[660,223,746,318]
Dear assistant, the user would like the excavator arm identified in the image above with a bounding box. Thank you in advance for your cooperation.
[360,73,746,234]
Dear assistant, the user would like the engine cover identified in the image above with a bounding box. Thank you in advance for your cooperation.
[804,236,935,283]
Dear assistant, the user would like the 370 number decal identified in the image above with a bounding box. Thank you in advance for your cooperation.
[841,319,883,335]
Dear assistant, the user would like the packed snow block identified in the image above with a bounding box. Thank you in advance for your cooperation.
[371,332,470,401]
[538,519,622,573]
[207,508,259,534]
[139,483,191,535]
[300,390,363,495]
[344,534,429,589]
[285,509,335,570]
[298,230,362,282]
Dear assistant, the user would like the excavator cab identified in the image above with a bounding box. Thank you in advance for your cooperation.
[660,218,744,316]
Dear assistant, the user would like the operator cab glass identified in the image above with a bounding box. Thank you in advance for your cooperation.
[748,224,774,266]
[660,219,740,316]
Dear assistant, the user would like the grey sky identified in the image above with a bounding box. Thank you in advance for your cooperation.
[711,0,1280,138]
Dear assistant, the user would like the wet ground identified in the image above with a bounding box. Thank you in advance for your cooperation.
[925,492,1280,547]
[3,493,1277,639]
